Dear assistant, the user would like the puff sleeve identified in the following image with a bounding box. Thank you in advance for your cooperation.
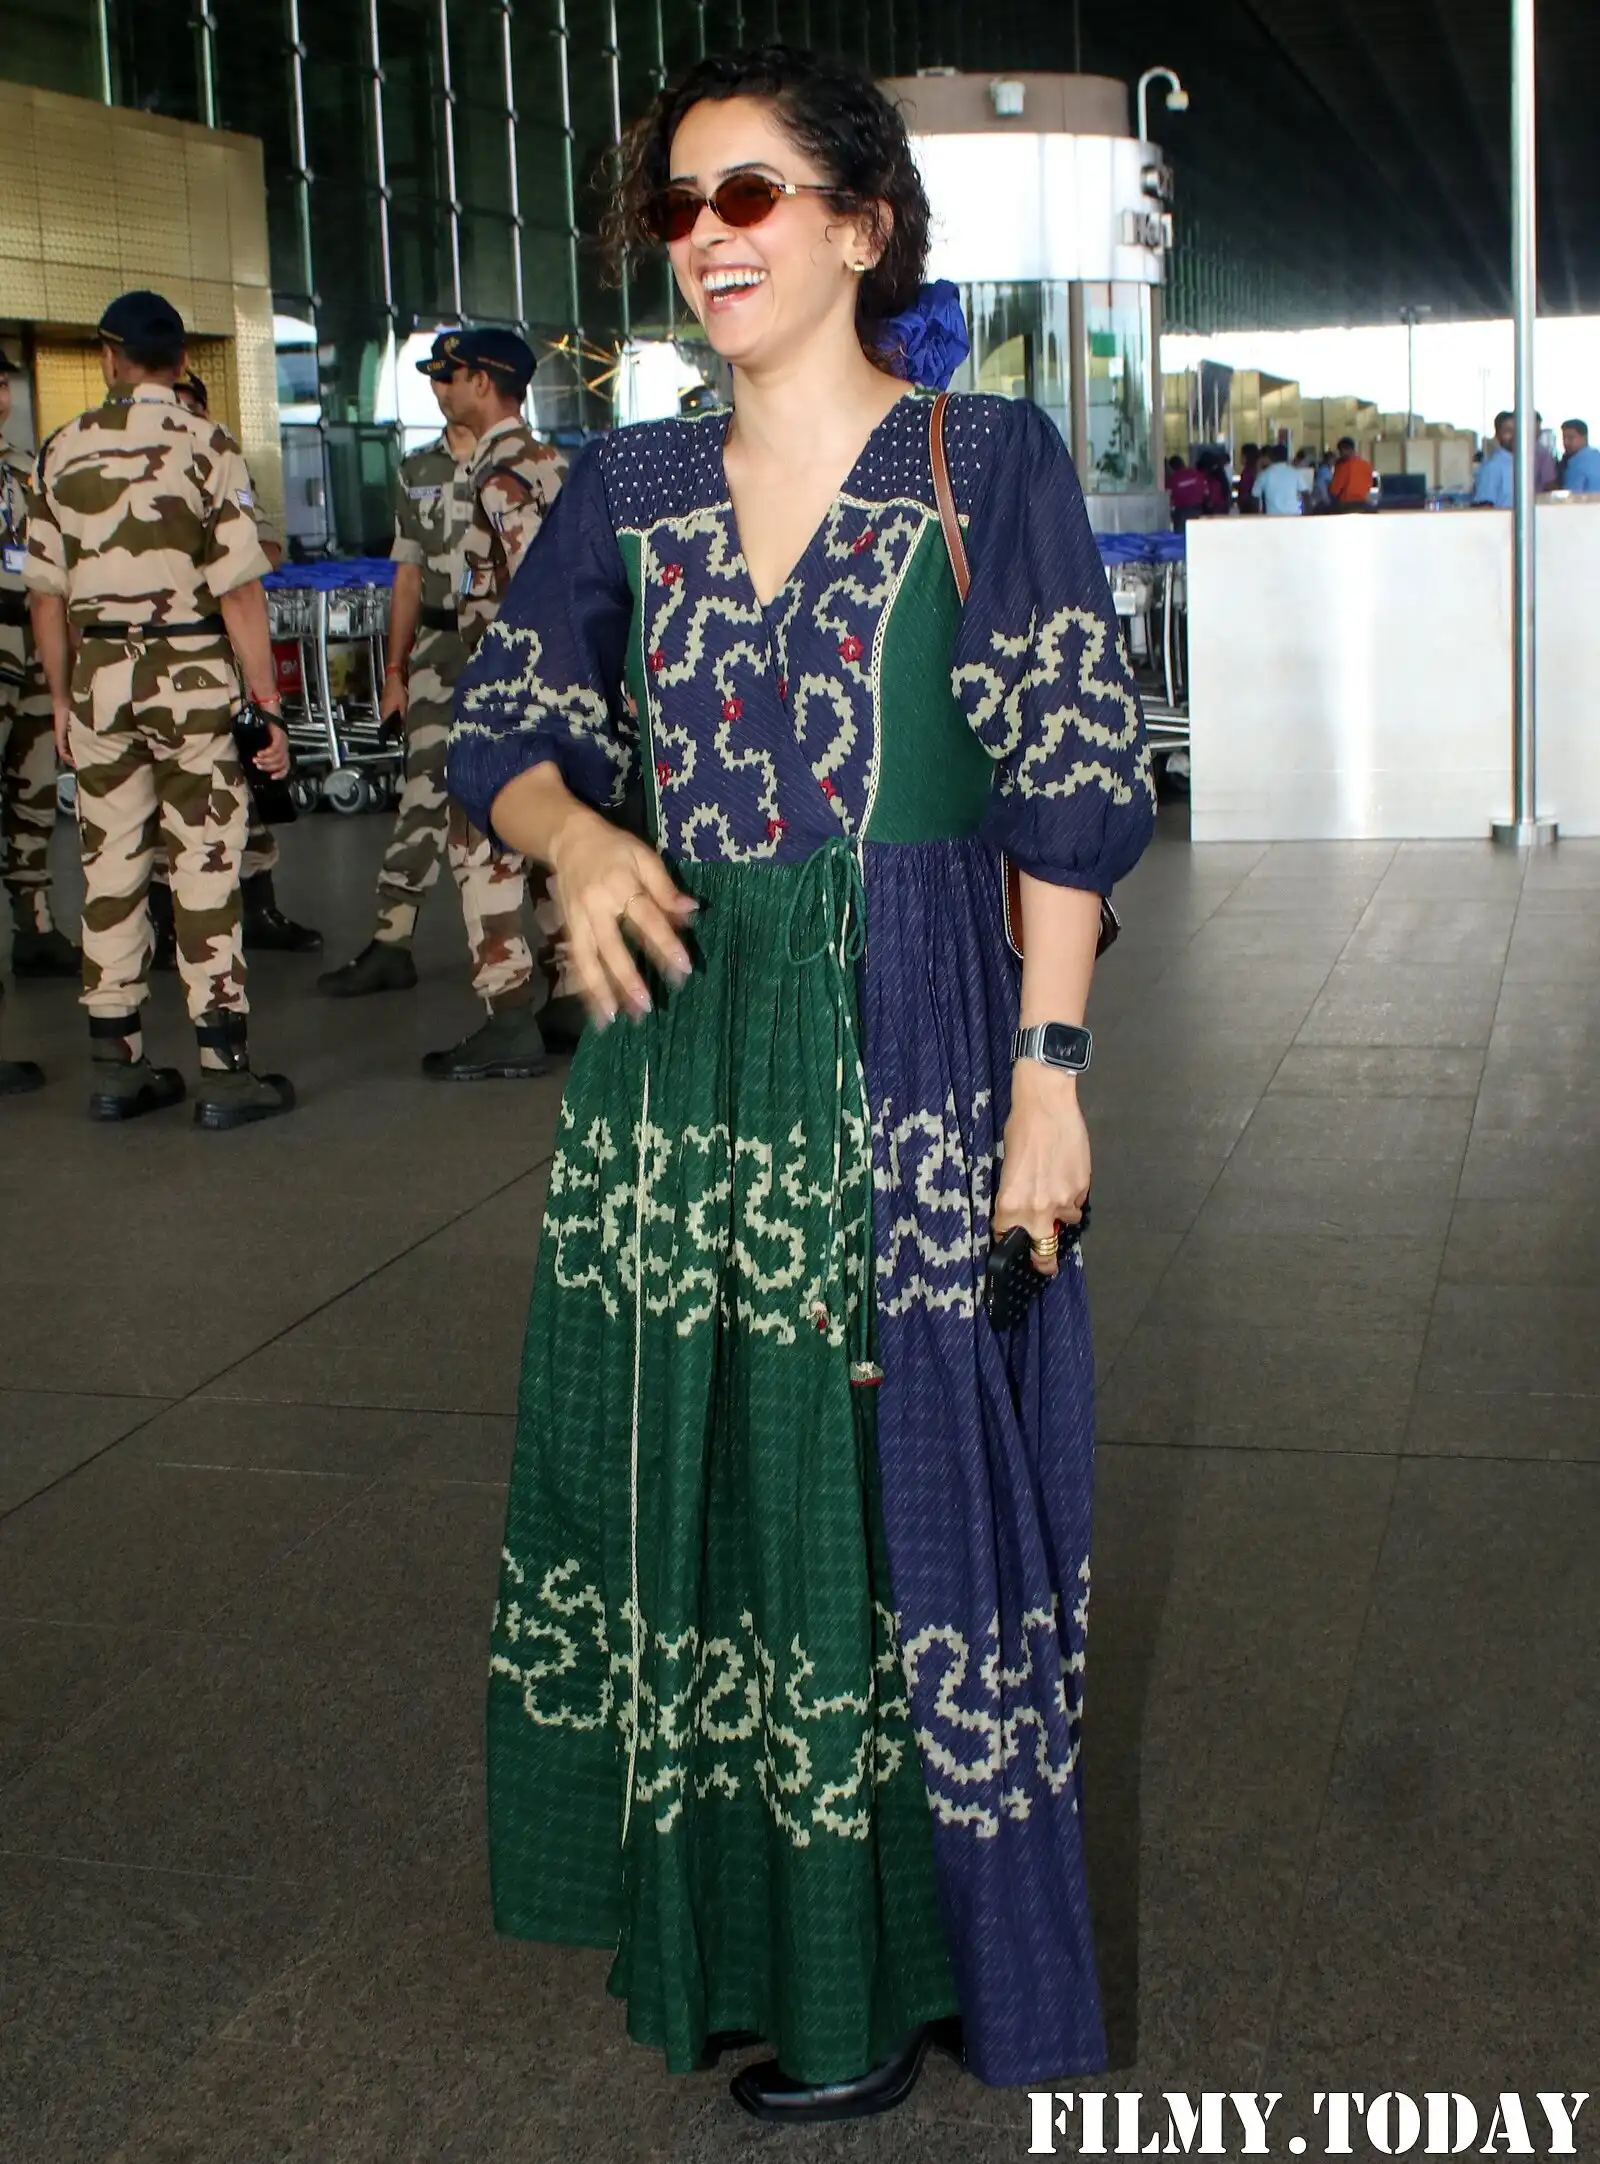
[448,443,635,841]
[949,398,1155,892]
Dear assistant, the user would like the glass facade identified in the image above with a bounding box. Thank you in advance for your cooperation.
[949,281,1073,455]
[1082,282,1154,492]
[0,1,1133,544]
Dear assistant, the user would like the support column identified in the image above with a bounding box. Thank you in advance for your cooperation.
[498,0,525,332]
[1493,0,1556,846]
[284,0,315,307]
[95,0,113,103]
[437,0,463,320]
[1067,281,1089,477]
[196,2,218,127]
[366,0,398,423]
[604,0,631,339]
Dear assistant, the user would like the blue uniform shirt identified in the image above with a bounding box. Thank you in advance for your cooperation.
[1473,446,1514,506]
[1562,444,1600,493]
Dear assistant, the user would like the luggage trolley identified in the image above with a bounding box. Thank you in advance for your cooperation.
[1097,530,1190,787]
[265,558,400,815]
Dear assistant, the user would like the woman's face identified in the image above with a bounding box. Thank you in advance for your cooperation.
[665,96,879,374]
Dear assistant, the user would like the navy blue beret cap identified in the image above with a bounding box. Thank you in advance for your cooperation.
[98,290,186,346]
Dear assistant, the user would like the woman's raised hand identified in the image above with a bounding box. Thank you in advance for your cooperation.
[548,806,697,1026]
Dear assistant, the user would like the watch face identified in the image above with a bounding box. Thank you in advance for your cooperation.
[1042,1023,1091,1069]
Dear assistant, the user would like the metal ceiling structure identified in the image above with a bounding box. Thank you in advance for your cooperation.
[6,1,1592,335]
[1064,0,1596,330]
[650,0,1598,331]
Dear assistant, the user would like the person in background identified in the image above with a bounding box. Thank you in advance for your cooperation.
[1255,442,1303,515]
[0,345,79,980]
[1164,452,1208,525]
[1329,436,1375,509]
[1474,410,1558,506]
[1535,413,1558,493]
[1558,419,1600,494]
[1473,413,1516,505]
[1313,445,1335,507]
[145,369,321,964]
[25,289,295,1127]
[316,337,479,1001]
[1236,441,1262,511]
[1292,446,1317,502]
[1196,449,1230,516]
[416,328,568,1082]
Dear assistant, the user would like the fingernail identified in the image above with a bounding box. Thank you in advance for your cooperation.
[629,992,652,1018]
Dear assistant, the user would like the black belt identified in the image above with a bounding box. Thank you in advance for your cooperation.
[0,591,26,627]
[417,606,460,632]
[78,615,226,640]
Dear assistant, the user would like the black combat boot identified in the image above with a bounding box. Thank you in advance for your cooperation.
[422,1001,548,1080]
[147,881,178,973]
[87,1014,186,1123]
[240,871,323,953]
[10,922,81,978]
[0,986,44,1093]
[729,2020,962,2125]
[536,993,587,1056]
[316,938,418,997]
[191,1011,296,1130]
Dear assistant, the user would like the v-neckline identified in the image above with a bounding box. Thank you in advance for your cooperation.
[720,389,922,611]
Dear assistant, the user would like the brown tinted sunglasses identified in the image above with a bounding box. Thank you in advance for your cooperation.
[641,170,845,245]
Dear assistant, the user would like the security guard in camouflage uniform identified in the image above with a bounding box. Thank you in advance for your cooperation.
[25,289,296,1127]
[419,328,565,1081]
[141,369,321,970]
[0,344,78,981]
[316,334,477,999]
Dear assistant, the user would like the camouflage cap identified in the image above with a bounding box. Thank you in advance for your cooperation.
[98,290,186,346]
[418,327,536,394]
[176,370,209,411]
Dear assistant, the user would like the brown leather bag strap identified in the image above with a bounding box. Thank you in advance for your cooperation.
[929,390,971,603]
[927,391,1121,966]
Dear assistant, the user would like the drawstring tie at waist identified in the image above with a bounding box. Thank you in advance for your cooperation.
[784,838,879,1385]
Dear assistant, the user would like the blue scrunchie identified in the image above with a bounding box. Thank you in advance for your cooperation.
[880,279,971,391]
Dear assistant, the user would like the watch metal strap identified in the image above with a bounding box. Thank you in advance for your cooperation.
[1012,1022,1093,1072]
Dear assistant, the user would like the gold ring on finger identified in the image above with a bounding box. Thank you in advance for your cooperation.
[619,888,647,923]
[1031,1232,1060,1260]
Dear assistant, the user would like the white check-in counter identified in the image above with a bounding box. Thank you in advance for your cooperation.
[1188,506,1600,839]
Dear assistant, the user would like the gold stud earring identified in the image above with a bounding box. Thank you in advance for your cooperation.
[849,261,870,275]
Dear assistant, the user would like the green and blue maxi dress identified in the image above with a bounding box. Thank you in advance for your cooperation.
[448,388,1155,2088]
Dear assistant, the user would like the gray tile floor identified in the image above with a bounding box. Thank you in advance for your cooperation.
[3,810,1598,2162]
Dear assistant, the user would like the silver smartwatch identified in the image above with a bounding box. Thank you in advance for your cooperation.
[1012,1022,1092,1073]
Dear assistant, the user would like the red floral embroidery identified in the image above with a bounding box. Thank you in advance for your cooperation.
[766,815,787,841]
[660,563,682,586]
[655,759,672,788]
[721,695,743,721]
[838,634,863,663]
[850,527,875,554]
[819,775,839,800]
[648,648,666,674]
[776,676,789,700]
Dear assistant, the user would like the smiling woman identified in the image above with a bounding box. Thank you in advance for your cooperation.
[450,41,1154,2131]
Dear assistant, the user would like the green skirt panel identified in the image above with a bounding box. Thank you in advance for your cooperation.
[486,855,955,2081]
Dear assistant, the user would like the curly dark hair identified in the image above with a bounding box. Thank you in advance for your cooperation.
[604,44,930,368]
